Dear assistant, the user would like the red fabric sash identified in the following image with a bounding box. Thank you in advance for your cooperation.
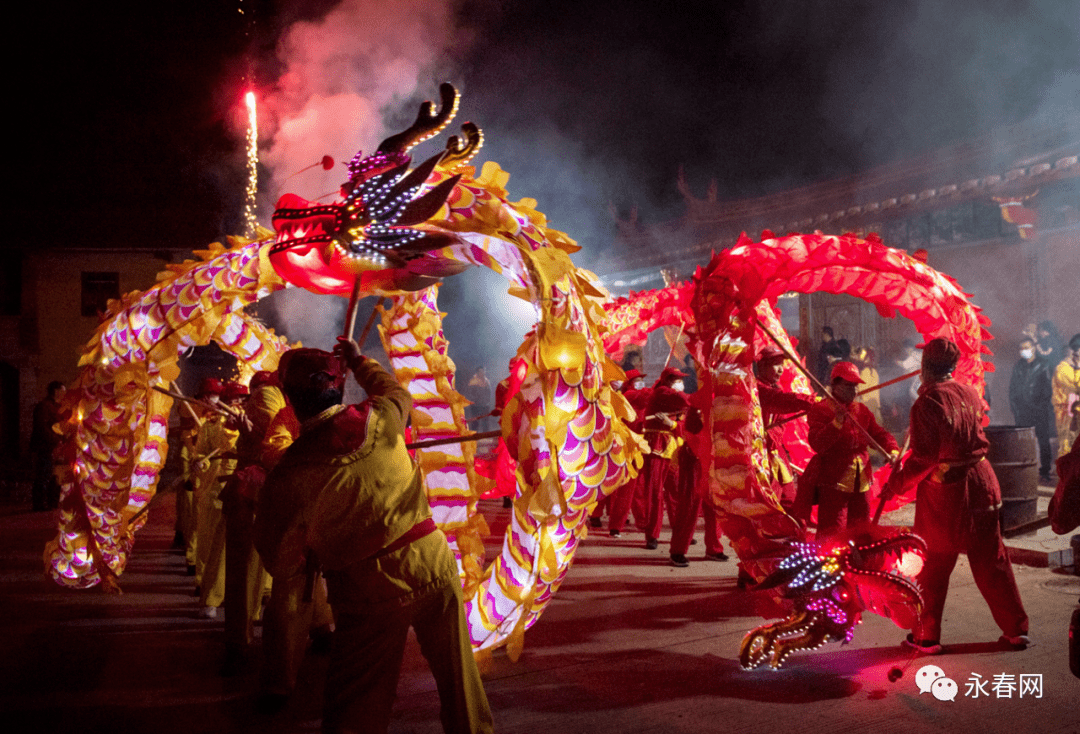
[369,517,437,560]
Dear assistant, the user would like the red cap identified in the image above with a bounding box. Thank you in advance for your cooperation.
[623,369,647,382]
[758,345,786,362]
[197,377,224,398]
[250,370,278,390]
[222,381,250,401]
[657,366,686,385]
[921,337,960,373]
[829,361,864,385]
[277,348,344,396]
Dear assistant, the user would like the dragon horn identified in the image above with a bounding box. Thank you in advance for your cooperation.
[377,83,460,155]
[441,122,484,169]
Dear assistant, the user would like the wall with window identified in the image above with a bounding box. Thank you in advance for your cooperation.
[3,250,174,466]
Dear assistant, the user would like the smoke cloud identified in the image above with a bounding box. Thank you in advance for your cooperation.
[256,0,469,358]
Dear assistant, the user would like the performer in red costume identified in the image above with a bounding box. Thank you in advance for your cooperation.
[884,337,1030,654]
[638,367,690,549]
[667,404,729,566]
[797,361,898,537]
[756,346,817,508]
[607,370,651,538]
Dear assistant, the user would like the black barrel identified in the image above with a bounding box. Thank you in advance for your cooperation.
[984,425,1040,532]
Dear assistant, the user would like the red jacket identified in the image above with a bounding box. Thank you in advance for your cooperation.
[758,380,816,450]
[805,399,898,492]
[895,379,999,552]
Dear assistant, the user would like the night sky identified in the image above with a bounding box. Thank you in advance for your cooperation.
[10,0,1077,259]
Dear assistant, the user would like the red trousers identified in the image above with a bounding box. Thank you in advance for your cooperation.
[916,510,1028,641]
[607,474,640,533]
[636,454,675,540]
[815,486,871,539]
[667,447,724,555]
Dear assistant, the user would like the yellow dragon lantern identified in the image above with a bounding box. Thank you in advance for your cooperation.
[45,84,641,657]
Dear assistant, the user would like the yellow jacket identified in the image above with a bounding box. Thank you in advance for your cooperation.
[254,358,455,612]
[1052,358,1080,452]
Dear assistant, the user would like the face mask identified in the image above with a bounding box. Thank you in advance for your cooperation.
[631,380,644,390]
[1020,348,1034,360]
[671,380,685,393]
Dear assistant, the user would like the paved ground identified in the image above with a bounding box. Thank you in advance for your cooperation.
[1,490,1077,734]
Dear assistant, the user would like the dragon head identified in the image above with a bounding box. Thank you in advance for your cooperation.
[270,83,480,295]
[740,528,926,670]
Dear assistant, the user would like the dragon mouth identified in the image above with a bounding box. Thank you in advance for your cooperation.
[843,532,927,582]
[270,194,341,257]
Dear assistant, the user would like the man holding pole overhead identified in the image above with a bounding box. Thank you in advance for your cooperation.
[254,337,493,734]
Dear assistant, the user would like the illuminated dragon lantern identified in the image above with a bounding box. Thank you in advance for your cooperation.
[739,532,927,669]
[604,231,994,666]
[44,84,640,658]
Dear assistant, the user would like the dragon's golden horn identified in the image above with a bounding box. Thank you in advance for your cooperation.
[441,122,484,169]
[377,83,460,155]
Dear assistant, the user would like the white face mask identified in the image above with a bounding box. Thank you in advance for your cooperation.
[1020,348,1034,360]
[671,380,685,393]
[631,380,645,390]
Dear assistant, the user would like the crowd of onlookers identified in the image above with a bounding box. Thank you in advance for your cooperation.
[1008,322,1079,483]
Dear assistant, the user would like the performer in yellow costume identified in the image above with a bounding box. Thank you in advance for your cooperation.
[255,338,492,734]
[1052,333,1080,457]
[254,374,335,708]
[220,372,286,673]
[193,383,241,617]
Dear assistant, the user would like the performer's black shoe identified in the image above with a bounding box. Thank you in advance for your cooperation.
[903,633,943,654]
[690,538,698,545]
[609,529,621,538]
[704,551,729,562]
[669,553,690,567]
[220,648,250,677]
[999,634,1032,651]
[589,517,602,528]
[645,537,659,550]
[310,627,334,656]
[255,693,290,716]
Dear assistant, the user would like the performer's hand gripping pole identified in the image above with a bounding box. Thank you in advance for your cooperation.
[757,321,894,459]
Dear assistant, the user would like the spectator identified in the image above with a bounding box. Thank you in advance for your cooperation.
[1051,333,1080,458]
[815,326,835,383]
[853,347,883,425]
[1036,320,1064,367]
[681,354,699,394]
[463,367,493,432]
[1009,335,1054,482]
[30,381,66,511]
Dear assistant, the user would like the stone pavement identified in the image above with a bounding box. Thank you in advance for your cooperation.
[1,492,1077,734]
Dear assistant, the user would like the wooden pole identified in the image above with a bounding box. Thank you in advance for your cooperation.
[342,278,364,341]
[406,430,501,450]
[757,321,893,459]
[356,298,385,347]
[662,322,686,370]
[765,369,922,430]
[873,432,910,526]
[169,383,204,427]
[152,386,235,420]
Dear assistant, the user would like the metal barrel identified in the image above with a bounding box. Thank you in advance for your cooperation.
[984,425,1039,531]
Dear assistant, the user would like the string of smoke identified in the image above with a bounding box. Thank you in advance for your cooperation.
[250,0,1078,385]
